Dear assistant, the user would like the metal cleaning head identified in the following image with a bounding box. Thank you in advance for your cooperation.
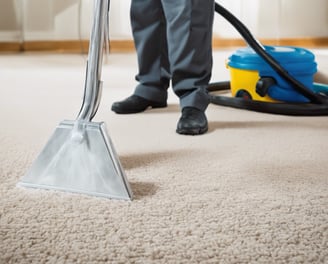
[19,120,132,200]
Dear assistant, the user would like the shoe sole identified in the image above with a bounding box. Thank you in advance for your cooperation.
[111,104,167,114]
[176,126,208,135]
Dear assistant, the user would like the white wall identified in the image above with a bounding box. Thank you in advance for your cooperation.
[0,0,22,41]
[0,0,327,42]
[214,0,328,39]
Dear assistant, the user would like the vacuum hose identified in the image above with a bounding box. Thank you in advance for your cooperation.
[210,2,328,115]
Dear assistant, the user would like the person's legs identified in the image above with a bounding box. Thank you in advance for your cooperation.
[112,0,214,135]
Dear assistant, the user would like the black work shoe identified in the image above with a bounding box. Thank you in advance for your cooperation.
[111,95,167,114]
[176,107,208,135]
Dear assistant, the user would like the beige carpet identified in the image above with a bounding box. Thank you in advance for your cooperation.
[0,49,328,263]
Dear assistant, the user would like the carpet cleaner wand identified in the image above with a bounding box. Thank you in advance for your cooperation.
[18,0,133,200]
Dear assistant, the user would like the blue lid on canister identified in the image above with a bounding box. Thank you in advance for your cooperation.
[228,46,316,73]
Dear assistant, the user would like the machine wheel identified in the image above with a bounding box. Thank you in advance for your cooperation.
[236,89,252,100]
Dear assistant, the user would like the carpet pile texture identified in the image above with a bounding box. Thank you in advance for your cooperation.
[0,50,327,263]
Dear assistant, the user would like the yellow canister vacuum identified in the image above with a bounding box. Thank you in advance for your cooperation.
[210,3,328,116]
